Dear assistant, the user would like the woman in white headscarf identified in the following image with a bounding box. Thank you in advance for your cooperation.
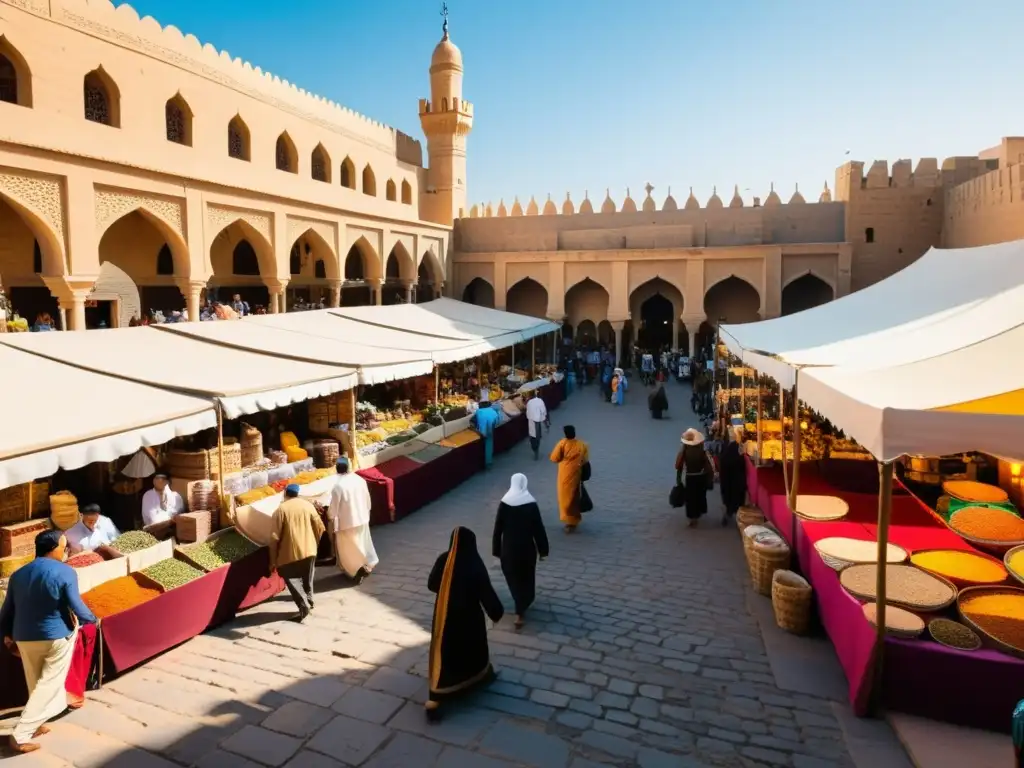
[492,474,550,629]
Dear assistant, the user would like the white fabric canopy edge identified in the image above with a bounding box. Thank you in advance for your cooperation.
[219,372,358,420]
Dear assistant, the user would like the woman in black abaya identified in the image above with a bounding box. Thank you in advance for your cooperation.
[492,473,550,629]
[426,526,504,721]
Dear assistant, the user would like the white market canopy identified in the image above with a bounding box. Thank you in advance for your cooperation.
[800,323,1024,462]
[0,344,215,489]
[720,240,1024,387]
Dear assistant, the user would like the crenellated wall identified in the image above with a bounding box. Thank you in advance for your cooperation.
[943,138,1024,248]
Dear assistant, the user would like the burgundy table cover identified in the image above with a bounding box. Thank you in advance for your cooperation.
[494,414,528,455]
[210,545,285,627]
[356,466,396,526]
[0,622,98,711]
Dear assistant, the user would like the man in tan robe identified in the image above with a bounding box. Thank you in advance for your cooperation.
[327,457,379,584]
[269,484,325,622]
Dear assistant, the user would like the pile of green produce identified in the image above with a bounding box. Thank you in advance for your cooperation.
[413,423,432,435]
[141,558,203,590]
[385,433,415,446]
[110,530,158,554]
[178,530,259,571]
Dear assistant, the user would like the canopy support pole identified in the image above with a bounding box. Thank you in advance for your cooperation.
[789,373,802,558]
[348,388,359,469]
[531,338,536,379]
[740,366,746,425]
[756,373,763,466]
[216,401,229,525]
[552,330,556,365]
[433,365,439,406]
[780,383,790,502]
[870,461,894,717]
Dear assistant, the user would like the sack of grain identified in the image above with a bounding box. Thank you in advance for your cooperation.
[49,490,80,531]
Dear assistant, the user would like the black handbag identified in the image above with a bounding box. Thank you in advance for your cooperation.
[579,482,594,513]
[581,461,592,482]
[669,483,686,508]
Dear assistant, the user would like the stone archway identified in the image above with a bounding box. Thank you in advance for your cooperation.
[630,277,684,353]
[565,278,609,330]
[209,219,276,311]
[781,273,834,316]
[382,243,415,305]
[417,250,444,302]
[342,237,382,307]
[287,228,338,309]
[506,277,548,318]
[576,319,597,346]
[462,277,495,308]
[0,195,62,327]
[704,276,760,326]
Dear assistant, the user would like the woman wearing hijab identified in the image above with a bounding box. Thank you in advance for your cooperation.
[550,425,590,533]
[675,428,715,528]
[426,527,504,721]
[719,426,748,526]
[611,368,627,406]
[492,474,550,629]
[648,383,669,419]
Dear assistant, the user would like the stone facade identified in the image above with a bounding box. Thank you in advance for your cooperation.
[0,0,462,329]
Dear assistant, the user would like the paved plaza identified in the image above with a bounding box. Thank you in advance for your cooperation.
[3,384,898,767]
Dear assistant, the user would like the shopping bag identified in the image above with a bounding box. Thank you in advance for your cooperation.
[579,482,594,513]
[669,483,686,508]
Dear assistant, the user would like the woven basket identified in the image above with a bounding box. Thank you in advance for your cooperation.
[862,602,926,639]
[736,506,765,533]
[840,563,957,612]
[958,585,1024,658]
[240,425,264,468]
[814,537,909,573]
[210,440,242,478]
[189,481,218,514]
[167,449,211,480]
[928,617,981,651]
[313,440,340,469]
[49,490,80,531]
[175,510,212,544]
[0,484,29,525]
[772,570,812,634]
[752,539,791,596]
[948,506,1024,554]
[743,527,781,580]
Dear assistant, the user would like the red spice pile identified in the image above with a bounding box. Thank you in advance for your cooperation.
[66,552,103,569]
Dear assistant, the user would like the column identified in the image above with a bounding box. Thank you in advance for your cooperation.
[370,278,383,306]
[58,292,88,331]
[327,279,342,308]
[402,280,414,304]
[671,320,679,351]
[176,278,208,322]
[42,276,96,331]
[611,321,625,367]
[681,314,705,357]
[688,328,697,357]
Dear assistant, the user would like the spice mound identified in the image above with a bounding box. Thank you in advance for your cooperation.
[861,602,925,637]
[66,552,103,569]
[110,530,159,554]
[179,530,259,571]
[840,563,956,611]
[960,589,1024,653]
[928,618,981,651]
[82,574,161,619]
[910,549,1008,586]
[943,480,1009,505]
[950,507,1024,544]
[142,558,203,590]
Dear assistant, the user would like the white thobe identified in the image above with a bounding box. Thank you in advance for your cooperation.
[141,487,185,527]
[525,396,548,439]
[327,473,379,578]
[65,516,119,554]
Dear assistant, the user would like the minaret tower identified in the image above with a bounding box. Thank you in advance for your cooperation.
[419,4,473,226]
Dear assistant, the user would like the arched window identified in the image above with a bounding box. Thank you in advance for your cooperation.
[83,68,119,127]
[340,157,355,190]
[0,39,31,108]
[156,244,174,276]
[385,179,397,202]
[0,53,17,105]
[401,180,413,205]
[232,240,260,276]
[165,95,192,146]
[362,165,377,197]
[275,133,296,173]
[314,259,327,279]
[228,116,250,161]
[32,240,42,274]
[311,144,329,183]
[289,243,302,275]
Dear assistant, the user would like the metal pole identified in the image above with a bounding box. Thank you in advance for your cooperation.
[779,382,790,502]
[870,461,895,716]
[740,366,746,424]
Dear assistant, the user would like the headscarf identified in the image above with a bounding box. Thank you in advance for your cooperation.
[501,473,536,507]
[563,425,576,440]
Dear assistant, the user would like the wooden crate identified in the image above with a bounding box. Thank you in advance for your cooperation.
[0,484,29,525]
[175,510,212,544]
[1,518,52,558]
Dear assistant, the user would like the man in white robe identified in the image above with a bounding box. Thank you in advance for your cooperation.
[525,392,549,460]
[65,504,119,554]
[327,457,379,584]
[141,474,185,528]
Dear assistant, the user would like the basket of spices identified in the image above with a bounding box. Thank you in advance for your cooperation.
[736,506,765,533]
[943,480,1009,505]
[840,563,957,612]
[240,424,264,468]
[752,537,791,596]
[141,557,204,591]
[1004,545,1024,588]
[815,537,908,572]
[269,450,288,466]
[948,506,1024,553]
[166,449,211,480]
[110,530,159,555]
[909,548,1008,588]
[82,573,163,619]
[772,570,812,634]
[958,585,1024,658]
[928,617,982,651]
[210,440,243,477]
[862,602,926,639]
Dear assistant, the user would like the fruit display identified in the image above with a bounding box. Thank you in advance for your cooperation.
[235,467,336,505]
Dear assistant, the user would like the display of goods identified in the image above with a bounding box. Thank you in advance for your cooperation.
[814,537,908,572]
[501,400,521,417]
[862,602,926,638]
[189,480,218,513]
[959,586,1024,656]
[360,442,390,457]
[0,483,29,525]
[949,506,1024,549]
[237,487,277,505]
[269,450,288,465]
[293,457,314,473]
[175,511,212,544]
[314,467,336,480]
[1004,546,1024,587]
[82,574,162,618]
[909,549,1008,587]
[178,530,260,571]
[840,563,956,611]
[240,424,264,468]
[221,474,250,498]
[268,463,296,484]
[141,557,203,590]
[313,440,340,468]
[439,430,481,448]
[943,480,1009,505]
[378,419,413,434]
[166,449,211,480]
[66,552,103,569]
[49,490,80,531]
[280,431,300,449]
[110,530,159,555]
[413,423,432,435]
[385,433,416,446]
[0,553,33,578]
[284,445,309,463]
[2,518,52,558]
[928,617,981,651]
[772,570,812,635]
[248,470,269,491]
[793,495,849,522]
[758,440,814,462]
[211,440,243,477]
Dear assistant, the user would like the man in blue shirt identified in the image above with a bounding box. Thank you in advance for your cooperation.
[1,530,97,754]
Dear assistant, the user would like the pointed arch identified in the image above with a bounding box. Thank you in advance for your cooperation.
[83,66,120,127]
[228,115,250,161]
[275,132,297,173]
[506,277,548,318]
[385,242,415,282]
[165,93,192,146]
[401,179,413,205]
[0,35,32,107]
[461,277,494,308]
[362,165,377,197]
[0,189,65,276]
[311,143,331,183]
[233,240,260,276]
[385,178,397,202]
[340,156,356,189]
[419,249,444,286]
[209,219,276,280]
[781,272,833,316]
[289,228,339,281]
[703,275,761,324]
[156,244,174,276]
[97,207,191,279]
[565,277,610,327]
[629,277,684,334]
[344,235,381,281]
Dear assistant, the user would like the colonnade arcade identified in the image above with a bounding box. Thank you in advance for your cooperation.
[0,192,446,330]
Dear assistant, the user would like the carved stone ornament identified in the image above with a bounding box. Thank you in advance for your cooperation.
[207,204,272,244]
[287,217,337,254]
[0,170,67,247]
[94,188,184,238]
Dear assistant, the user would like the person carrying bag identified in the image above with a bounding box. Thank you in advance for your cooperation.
[674,428,715,528]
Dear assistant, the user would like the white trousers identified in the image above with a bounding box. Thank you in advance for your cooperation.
[14,629,77,743]
[334,524,380,578]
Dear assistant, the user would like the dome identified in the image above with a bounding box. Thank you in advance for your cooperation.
[431,36,463,71]
[684,187,700,210]
[764,183,782,207]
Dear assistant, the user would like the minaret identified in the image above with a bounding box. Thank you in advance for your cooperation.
[419,4,473,225]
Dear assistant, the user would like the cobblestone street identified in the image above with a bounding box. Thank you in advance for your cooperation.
[5,383,871,767]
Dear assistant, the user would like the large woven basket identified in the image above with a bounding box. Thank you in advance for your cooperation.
[948,506,1024,554]
[0,484,29,525]
[210,440,242,478]
[313,440,340,469]
[240,425,264,468]
[736,506,765,534]
[957,585,1024,658]
[862,602,926,639]
[49,490,80,531]
[742,526,779,578]
[167,449,211,480]
[814,537,908,572]
[752,539,792,596]
[772,570,812,634]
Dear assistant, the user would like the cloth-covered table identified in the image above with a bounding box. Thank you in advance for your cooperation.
[371,456,430,521]
[357,466,396,526]
[494,414,528,455]
[0,622,98,712]
[209,545,285,628]
[746,457,1024,731]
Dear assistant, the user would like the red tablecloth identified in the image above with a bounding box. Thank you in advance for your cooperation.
[0,622,98,712]
[372,443,485,520]
[101,566,228,673]
[494,414,528,454]
[746,458,1024,731]
[209,545,285,628]
[357,466,396,526]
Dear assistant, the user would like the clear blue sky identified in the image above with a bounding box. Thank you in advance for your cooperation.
[123,0,1023,208]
